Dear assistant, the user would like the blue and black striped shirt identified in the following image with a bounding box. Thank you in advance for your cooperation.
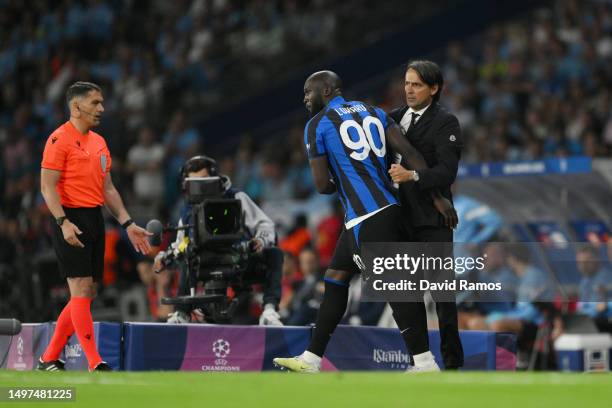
[304,96,397,227]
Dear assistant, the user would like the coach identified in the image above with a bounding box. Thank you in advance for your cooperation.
[388,60,464,369]
[37,82,151,372]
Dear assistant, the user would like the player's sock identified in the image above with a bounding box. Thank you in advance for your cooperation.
[41,301,74,362]
[307,279,349,357]
[70,297,102,370]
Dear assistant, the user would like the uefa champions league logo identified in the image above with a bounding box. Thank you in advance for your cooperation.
[212,339,231,359]
[202,338,240,371]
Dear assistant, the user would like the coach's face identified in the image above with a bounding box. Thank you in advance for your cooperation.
[405,69,437,111]
[77,90,105,128]
[303,79,325,115]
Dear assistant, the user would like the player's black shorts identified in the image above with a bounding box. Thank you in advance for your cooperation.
[329,204,408,275]
[50,206,105,282]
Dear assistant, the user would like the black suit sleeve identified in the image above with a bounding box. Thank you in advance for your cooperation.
[417,114,463,190]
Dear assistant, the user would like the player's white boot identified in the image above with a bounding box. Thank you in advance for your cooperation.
[273,351,321,373]
[406,351,441,373]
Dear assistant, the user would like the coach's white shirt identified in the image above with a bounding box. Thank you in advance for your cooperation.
[399,103,431,133]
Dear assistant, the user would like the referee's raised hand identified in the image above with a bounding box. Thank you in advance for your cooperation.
[125,223,153,254]
[61,221,85,248]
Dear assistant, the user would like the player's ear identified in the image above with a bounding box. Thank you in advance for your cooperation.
[322,85,332,98]
[430,84,439,98]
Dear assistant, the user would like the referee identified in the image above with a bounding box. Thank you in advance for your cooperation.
[388,60,464,369]
[36,82,152,372]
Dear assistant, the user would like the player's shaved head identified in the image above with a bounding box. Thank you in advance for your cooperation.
[303,70,343,115]
[306,70,343,93]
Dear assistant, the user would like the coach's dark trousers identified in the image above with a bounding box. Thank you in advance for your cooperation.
[414,226,463,368]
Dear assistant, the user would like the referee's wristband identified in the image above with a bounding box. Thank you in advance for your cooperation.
[121,219,134,229]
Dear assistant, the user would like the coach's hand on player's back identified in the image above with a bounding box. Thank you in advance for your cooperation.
[61,221,85,248]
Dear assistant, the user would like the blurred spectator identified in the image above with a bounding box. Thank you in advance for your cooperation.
[279,251,300,318]
[469,244,557,334]
[163,111,201,208]
[286,247,324,325]
[454,194,504,243]
[137,259,177,322]
[259,153,293,202]
[315,201,343,268]
[279,214,311,258]
[575,245,612,332]
[459,242,518,330]
[126,126,165,213]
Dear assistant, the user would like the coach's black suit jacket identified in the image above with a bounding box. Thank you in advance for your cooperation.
[389,102,465,369]
[389,102,463,228]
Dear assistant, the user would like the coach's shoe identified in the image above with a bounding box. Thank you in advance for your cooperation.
[406,351,440,373]
[273,351,320,373]
[35,357,65,372]
[91,362,113,372]
[405,360,441,373]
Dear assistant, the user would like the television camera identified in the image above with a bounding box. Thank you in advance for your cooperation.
[147,177,263,323]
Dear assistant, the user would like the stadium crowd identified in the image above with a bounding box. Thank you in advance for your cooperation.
[1,0,611,342]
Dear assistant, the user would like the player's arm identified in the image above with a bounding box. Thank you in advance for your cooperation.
[103,173,152,254]
[386,123,458,228]
[386,123,429,172]
[304,117,335,194]
[40,168,84,247]
[309,156,336,194]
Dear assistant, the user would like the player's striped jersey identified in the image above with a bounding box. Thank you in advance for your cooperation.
[304,95,397,227]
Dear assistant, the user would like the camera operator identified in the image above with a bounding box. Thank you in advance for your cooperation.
[154,155,283,326]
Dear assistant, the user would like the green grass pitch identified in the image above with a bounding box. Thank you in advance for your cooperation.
[1,370,611,408]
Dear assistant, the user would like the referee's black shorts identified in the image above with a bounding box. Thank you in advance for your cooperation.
[329,204,408,275]
[50,206,105,282]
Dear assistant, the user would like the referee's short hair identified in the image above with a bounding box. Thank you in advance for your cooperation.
[66,81,102,105]
[406,60,444,102]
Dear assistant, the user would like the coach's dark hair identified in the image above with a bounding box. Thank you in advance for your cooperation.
[406,60,444,102]
[66,81,102,105]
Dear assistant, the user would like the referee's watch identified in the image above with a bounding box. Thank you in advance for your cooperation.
[56,216,67,227]
[121,219,134,229]
[412,170,420,182]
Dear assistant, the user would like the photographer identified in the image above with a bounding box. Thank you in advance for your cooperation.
[154,155,283,326]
